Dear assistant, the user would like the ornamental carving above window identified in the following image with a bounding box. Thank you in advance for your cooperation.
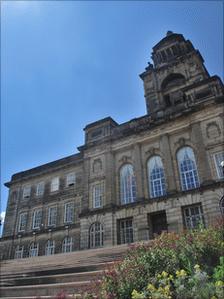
[206,122,221,139]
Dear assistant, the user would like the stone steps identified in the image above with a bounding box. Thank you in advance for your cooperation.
[1,269,103,286]
[0,280,95,297]
[0,244,129,298]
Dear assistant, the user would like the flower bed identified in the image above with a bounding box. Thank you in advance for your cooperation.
[83,218,224,299]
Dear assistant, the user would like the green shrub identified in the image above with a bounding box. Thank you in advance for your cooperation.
[83,219,224,299]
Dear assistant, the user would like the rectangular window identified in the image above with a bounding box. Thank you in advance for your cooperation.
[48,206,57,227]
[93,182,104,208]
[18,213,27,232]
[15,246,24,259]
[51,177,59,192]
[66,173,76,187]
[64,202,74,223]
[214,152,224,178]
[23,185,31,198]
[36,181,44,197]
[32,209,42,229]
[183,204,204,229]
[118,218,133,245]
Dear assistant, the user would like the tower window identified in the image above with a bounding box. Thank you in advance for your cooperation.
[164,94,172,107]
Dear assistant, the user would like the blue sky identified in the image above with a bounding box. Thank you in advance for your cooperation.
[1,1,223,231]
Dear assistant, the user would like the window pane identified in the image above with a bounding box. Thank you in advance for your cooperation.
[29,243,38,257]
[64,203,74,223]
[93,182,104,208]
[183,204,204,229]
[62,237,73,253]
[177,147,200,191]
[66,173,76,186]
[18,213,27,232]
[23,186,31,198]
[214,152,224,178]
[118,218,133,244]
[45,240,55,255]
[89,222,104,248]
[36,182,44,196]
[120,164,137,204]
[48,207,57,226]
[51,177,59,192]
[33,210,42,229]
[148,156,166,198]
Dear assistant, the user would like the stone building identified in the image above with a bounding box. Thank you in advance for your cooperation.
[1,31,224,260]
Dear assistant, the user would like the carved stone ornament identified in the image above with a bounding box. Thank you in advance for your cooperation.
[175,137,190,147]
[93,159,102,173]
[206,122,221,139]
[119,155,131,163]
[145,147,159,156]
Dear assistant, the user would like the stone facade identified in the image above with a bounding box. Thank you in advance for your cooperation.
[1,31,224,260]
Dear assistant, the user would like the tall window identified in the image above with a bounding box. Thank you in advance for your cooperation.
[220,196,224,215]
[64,202,74,223]
[18,212,27,232]
[45,240,55,256]
[118,218,133,244]
[177,147,200,191]
[15,245,24,259]
[93,182,104,208]
[148,156,166,198]
[29,242,39,257]
[214,152,224,179]
[89,222,104,248]
[48,206,57,227]
[183,204,204,229]
[32,209,42,229]
[36,182,44,197]
[23,185,31,198]
[120,164,137,204]
[62,236,73,253]
[51,177,59,192]
[66,173,76,187]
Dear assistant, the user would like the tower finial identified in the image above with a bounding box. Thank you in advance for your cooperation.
[166,30,173,36]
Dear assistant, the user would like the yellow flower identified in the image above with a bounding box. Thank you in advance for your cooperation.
[169,274,173,280]
[162,271,168,278]
[131,289,145,299]
[215,280,224,287]
[176,270,180,277]
[194,264,200,272]
[179,269,187,277]
[147,283,156,292]
[210,296,217,299]
[164,285,170,291]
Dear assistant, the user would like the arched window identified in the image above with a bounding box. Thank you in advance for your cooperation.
[161,73,186,90]
[177,147,200,191]
[120,164,137,204]
[29,242,38,257]
[89,222,104,248]
[62,236,73,253]
[148,156,166,198]
[15,245,24,259]
[45,239,55,256]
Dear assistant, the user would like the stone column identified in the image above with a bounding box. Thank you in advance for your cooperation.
[105,150,116,206]
[190,122,213,184]
[133,143,144,199]
[81,157,91,212]
[160,134,177,192]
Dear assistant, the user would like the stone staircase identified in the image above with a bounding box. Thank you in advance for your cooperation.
[0,244,129,298]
